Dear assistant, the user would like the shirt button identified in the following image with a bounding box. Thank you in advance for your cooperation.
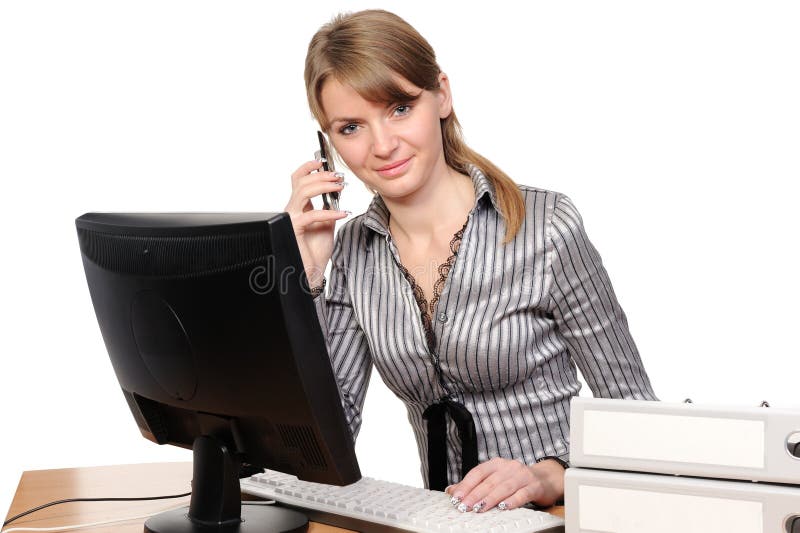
[437,312,448,323]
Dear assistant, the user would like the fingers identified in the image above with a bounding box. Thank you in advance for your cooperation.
[492,487,532,512]
[453,458,500,496]
[290,208,350,230]
[285,159,347,214]
[290,159,341,190]
[474,471,536,512]
[294,180,346,212]
[290,159,327,182]
[448,458,538,513]
[446,458,503,511]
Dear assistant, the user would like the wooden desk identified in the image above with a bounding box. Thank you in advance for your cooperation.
[4,463,564,532]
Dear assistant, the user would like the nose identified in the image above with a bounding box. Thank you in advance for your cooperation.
[370,124,399,159]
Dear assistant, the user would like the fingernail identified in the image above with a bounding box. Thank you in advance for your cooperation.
[318,157,327,163]
[338,181,348,187]
[334,172,344,179]
[472,501,485,513]
[342,210,352,216]
[497,501,508,511]
[449,495,461,505]
[456,503,468,513]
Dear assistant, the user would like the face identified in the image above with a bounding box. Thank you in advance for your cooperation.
[320,72,453,201]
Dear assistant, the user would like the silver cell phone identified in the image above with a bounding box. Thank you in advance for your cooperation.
[314,130,340,211]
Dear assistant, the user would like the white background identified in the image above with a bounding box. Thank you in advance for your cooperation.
[1,0,798,518]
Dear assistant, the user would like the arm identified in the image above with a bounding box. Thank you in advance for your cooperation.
[312,228,373,441]
[548,194,657,400]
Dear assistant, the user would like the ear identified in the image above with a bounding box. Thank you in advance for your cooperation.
[436,72,453,119]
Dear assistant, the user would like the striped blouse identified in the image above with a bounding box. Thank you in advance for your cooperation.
[313,164,657,488]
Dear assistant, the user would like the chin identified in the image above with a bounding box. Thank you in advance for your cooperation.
[377,177,427,201]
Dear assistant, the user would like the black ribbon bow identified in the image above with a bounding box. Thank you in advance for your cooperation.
[422,398,479,491]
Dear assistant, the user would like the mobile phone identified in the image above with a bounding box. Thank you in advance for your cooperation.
[314,130,340,211]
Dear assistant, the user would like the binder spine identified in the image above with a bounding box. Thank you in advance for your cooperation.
[565,467,800,533]
[569,397,800,484]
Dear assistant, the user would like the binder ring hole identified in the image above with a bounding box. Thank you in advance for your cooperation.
[786,432,800,460]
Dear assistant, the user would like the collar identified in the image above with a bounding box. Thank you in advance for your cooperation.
[361,163,499,238]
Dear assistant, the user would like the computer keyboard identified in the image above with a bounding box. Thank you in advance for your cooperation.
[240,469,565,533]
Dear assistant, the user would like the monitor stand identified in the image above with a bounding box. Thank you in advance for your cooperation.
[144,435,308,533]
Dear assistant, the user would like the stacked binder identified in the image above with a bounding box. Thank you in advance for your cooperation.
[564,397,800,532]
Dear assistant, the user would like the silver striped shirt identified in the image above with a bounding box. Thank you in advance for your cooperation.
[314,164,657,488]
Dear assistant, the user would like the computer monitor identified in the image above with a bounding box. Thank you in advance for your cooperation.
[75,212,361,533]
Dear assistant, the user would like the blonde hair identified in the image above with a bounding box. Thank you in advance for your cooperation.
[304,9,525,244]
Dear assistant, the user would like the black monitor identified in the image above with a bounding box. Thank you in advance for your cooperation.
[75,212,360,533]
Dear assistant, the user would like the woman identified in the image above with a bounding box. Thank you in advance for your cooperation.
[284,9,656,511]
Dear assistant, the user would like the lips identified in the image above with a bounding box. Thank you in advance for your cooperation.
[377,158,411,171]
[375,157,412,178]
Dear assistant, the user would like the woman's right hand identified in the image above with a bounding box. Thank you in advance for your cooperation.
[285,159,349,289]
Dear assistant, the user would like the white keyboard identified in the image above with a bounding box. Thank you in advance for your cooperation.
[241,469,564,533]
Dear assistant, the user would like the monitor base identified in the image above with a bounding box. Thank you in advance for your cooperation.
[144,504,308,533]
[142,435,308,533]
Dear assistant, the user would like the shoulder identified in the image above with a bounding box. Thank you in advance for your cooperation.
[516,183,570,204]
[513,183,581,224]
[516,183,559,196]
[516,183,568,204]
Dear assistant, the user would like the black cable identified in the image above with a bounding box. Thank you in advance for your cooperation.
[3,491,192,527]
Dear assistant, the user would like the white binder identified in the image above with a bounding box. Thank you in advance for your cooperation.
[564,467,800,533]
[569,397,800,484]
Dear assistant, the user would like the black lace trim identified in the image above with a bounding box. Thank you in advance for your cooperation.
[396,219,469,353]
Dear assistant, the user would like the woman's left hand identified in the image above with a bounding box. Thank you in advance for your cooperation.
[444,457,565,512]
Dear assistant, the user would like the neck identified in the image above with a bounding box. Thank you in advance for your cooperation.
[385,164,475,242]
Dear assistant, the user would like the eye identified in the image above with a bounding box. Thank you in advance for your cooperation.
[338,123,358,136]
[394,104,412,116]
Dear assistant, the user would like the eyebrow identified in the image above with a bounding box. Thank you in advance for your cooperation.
[329,116,362,126]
